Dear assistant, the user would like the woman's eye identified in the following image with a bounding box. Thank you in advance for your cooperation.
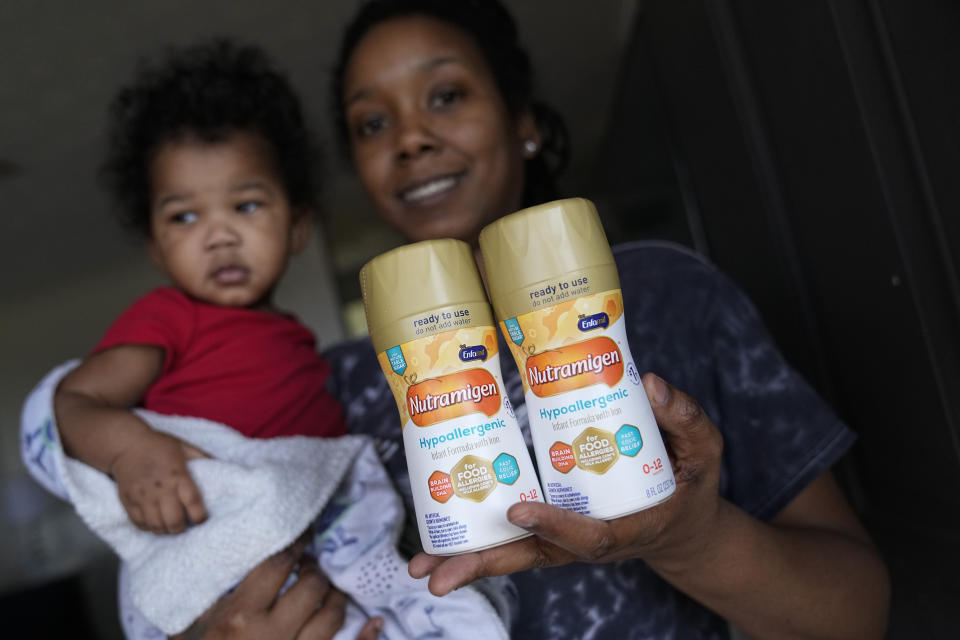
[356,115,387,138]
[429,87,464,109]
[171,211,197,224]
[236,201,260,214]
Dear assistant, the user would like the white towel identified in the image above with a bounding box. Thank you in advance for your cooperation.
[61,413,364,634]
[22,361,513,638]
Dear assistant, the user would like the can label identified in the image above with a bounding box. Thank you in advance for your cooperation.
[377,325,543,554]
[407,369,501,426]
[500,289,676,519]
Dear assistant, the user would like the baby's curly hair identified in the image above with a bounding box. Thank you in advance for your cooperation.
[102,39,319,237]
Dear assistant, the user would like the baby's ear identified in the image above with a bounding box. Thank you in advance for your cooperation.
[290,208,314,254]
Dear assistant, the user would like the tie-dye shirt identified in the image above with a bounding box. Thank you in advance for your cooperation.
[324,241,855,640]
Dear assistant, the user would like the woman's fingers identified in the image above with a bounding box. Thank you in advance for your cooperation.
[295,585,348,639]
[642,373,722,459]
[232,544,302,611]
[272,558,329,619]
[174,546,303,639]
[355,617,384,640]
[173,534,375,640]
[409,546,536,596]
[411,534,570,596]
[407,552,445,578]
[271,559,334,638]
[505,501,625,561]
[641,373,723,499]
[421,552,499,596]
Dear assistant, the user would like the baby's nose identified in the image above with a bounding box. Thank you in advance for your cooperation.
[204,220,241,249]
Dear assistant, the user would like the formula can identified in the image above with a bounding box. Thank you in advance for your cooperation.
[479,198,676,519]
[360,239,543,554]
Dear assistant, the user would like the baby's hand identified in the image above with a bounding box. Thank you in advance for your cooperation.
[110,431,208,534]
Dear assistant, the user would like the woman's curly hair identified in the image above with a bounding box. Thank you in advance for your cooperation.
[330,0,569,208]
[102,39,319,237]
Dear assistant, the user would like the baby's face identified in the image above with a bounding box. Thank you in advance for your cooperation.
[147,131,307,309]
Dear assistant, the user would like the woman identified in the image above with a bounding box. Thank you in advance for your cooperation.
[321,1,890,639]
[126,1,890,637]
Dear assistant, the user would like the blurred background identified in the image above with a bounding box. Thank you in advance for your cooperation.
[1,0,958,637]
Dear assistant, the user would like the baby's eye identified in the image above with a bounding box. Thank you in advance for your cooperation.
[171,211,197,224]
[236,201,260,214]
[356,114,387,138]
[429,86,464,109]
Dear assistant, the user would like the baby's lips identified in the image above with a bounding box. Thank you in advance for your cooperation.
[211,265,250,284]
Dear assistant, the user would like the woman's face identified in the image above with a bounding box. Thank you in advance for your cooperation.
[343,15,539,244]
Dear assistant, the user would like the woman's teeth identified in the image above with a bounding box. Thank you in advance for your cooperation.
[402,176,457,203]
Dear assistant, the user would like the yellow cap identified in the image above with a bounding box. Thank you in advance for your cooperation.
[360,238,495,352]
[478,198,621,320]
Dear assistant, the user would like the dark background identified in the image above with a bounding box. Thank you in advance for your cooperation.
[594,2,960,637]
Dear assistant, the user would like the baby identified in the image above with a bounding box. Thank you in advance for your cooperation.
[53,39,345,534]
[25,38,514,639]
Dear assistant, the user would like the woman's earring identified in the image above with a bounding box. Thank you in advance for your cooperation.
[523,139,539,156]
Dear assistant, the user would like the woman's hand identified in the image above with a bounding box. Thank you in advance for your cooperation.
[408,373,725,594]
[174,539,383,640]
[409,374,889,639]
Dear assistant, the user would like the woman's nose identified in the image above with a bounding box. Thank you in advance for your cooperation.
[394,112,439,162]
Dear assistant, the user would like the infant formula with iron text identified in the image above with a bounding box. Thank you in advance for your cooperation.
[360,239,543,554]
[479,198,676,519]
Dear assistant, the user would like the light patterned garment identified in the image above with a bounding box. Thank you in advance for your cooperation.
[325,241,855,640]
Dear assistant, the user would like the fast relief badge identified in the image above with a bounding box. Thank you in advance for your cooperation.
[360,239,543,555]
[479,198,676,519]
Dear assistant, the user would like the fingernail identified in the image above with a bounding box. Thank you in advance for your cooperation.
[649,374,669,405]
[513,514,536,528]
[509,505,537,529]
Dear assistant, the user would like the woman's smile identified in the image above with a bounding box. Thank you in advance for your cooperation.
[397,171,466,206]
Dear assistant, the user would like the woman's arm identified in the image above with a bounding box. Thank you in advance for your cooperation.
[659,470,889,640]
[55,345,208,533]
[410,373,890,640]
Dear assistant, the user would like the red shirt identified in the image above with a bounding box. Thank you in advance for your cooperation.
[93,287,345,439]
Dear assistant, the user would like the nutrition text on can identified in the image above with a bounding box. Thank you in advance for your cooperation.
[479,198,676,519]
[360,239,543,555]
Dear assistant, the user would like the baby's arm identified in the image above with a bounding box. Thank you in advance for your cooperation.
[54,345,208,534]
